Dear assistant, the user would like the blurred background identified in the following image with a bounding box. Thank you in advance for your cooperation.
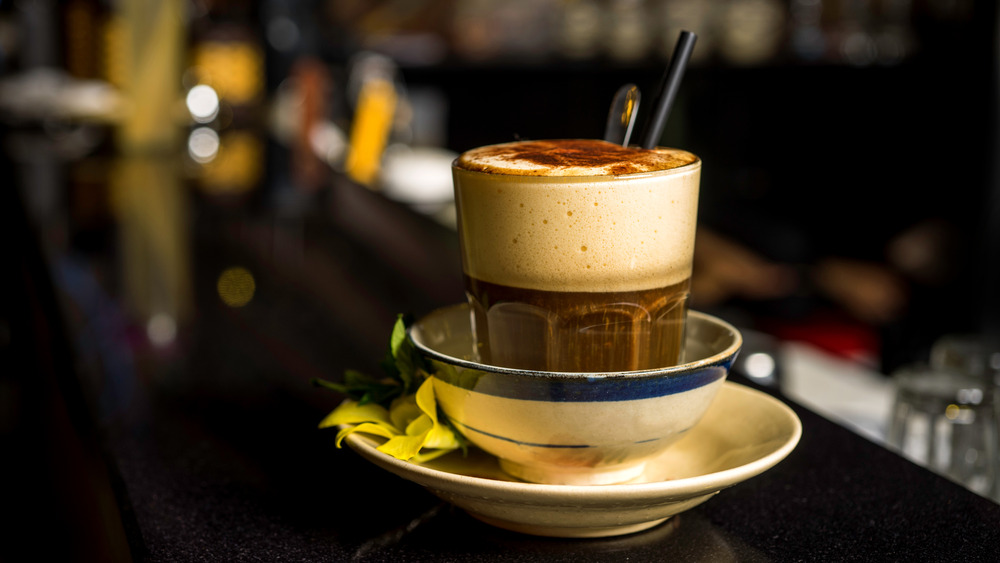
[2,0,996,374]
[2,1,1000,559]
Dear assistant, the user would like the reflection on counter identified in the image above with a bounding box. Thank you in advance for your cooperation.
[217,266,257,308]
[110,155,192,346]
[189,127,265,197]
[469,510,751,561]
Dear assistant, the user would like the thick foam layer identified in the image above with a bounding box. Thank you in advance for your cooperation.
[454,140,701,293]
[455,139,698,177]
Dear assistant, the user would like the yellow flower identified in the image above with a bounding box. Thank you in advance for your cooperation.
[319,377,461,463]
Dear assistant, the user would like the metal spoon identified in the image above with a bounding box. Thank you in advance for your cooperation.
[603,84,641,147]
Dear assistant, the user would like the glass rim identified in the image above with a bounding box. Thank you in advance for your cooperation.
[451,156,702,182]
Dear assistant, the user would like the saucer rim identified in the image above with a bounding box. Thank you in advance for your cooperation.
[340,381,802,501]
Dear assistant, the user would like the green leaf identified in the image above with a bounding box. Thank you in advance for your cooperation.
[379,314,407,376]
[312,377,348,394]
[389,314,409,357]
[311,371,401,406]
[391,315,416,393]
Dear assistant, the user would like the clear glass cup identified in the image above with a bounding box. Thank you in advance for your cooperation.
[452,140,701,372]
[886,363,999,501]
[930,334,1000,386]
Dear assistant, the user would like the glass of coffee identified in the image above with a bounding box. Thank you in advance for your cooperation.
[452,139,701,372]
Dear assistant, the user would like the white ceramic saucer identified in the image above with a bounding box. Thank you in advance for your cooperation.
[341,381,801,538]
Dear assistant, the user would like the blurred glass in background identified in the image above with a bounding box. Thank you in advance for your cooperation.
[887,358,999,502]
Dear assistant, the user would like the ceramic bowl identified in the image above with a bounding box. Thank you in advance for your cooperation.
[409,303,742,485]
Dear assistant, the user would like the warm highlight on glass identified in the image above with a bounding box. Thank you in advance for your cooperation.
[452,139,701,372]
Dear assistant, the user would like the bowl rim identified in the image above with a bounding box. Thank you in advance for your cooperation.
[409,304,742,379]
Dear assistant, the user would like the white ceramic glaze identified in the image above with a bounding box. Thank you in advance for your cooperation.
[341,382,802,538]
[410,305,742,485]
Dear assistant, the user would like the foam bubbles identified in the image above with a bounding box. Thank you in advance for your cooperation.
[456,139,699,177]
[454,156,701,293]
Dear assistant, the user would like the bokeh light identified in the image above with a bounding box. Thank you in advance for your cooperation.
[147,313,177,346]
[188,127,220,163]
[186,84,220,123]
[744,352,777,380]
[217,267,256,307]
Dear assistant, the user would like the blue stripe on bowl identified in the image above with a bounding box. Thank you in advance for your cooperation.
[451,419,682,449]
[433,359,731,402]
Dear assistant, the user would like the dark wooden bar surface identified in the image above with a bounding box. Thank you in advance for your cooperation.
[5,146,999,562]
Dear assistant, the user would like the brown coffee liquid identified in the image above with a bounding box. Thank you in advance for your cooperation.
[465,275,689,372]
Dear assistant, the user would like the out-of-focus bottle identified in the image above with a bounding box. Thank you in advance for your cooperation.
[115,0,185,152]
[185,0,266,199]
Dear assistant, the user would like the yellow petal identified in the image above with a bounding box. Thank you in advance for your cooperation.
[411,447,457,464]
[405,414,434,437]
[388,394,422,430]
[335,422,399,447]
[414,377,438,423]
[323,378,462,462]
[377,431,430,460]
[414,378,461,449]
[319,400,392,429]
[423,422,461,450]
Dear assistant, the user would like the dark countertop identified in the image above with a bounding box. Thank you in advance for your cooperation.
[5,145,999,563]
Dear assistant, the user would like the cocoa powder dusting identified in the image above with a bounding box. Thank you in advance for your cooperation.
[456,139,698,176]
